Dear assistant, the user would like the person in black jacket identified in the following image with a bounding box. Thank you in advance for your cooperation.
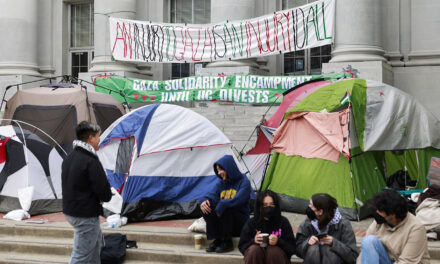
[238,190,296,264]
[62,121,112,264]
[296,193,358,264]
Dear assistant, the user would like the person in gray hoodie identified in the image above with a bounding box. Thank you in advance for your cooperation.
[296,193,358,264]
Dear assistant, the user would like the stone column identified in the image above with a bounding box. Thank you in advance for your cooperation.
[330,0,385,62]
[322,0,392,84]
[0,0,40,76]
[37,0,55,77]
[201,0,264,76]
[89,0,138,72]
[406,0,440,66]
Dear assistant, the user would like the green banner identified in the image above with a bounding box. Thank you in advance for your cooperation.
[94,73,347,104]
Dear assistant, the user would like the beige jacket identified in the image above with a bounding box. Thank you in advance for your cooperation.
[358,213,430,264]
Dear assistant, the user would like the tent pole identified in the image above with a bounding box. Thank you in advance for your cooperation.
[76,77,132,112]
[346,97,360,221]
[259,152,272,192]
[348,158,360,221]
[0,119,68,156]
[11,120,30,187]
[0,75,65,111]
[232,145,258,191]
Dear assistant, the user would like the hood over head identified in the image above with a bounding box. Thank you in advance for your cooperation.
[213,155,243,184]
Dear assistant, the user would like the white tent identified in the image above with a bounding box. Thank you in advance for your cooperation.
[98,104,244,221]
[0,125,65,216]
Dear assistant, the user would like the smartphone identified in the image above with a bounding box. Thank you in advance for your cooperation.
[316,233,327,239]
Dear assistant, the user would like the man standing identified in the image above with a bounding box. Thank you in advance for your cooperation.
[62,121,112,264]
[200,155,253,253]
[359,189,430,264]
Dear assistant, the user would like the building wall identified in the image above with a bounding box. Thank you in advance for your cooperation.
[0,0,439,137]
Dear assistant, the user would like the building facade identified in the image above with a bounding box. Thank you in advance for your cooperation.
[0,0,439,121]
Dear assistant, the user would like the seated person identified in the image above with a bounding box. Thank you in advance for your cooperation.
[238,190,296,264]
[200,155,252,253]
[359,189,430,264]
[296,193,358,264]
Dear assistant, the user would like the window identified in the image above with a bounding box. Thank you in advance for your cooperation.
[282,0,331,76]
[169,0,211,79]
[69,2,94,79]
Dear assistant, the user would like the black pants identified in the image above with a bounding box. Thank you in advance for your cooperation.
[202,207,246,240]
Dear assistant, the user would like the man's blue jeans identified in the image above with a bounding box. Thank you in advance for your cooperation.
[66,215,102,264]
[361,235,394,264]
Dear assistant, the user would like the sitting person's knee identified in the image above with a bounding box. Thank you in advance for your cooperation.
[266,245,284,254]
[362,235,380,247]
[304,244,320,263]
[305,244,320,257]
[245,244,264,258]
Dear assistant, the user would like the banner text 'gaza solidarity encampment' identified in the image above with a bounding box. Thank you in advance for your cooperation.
[110,0,335,63]
[94,74,350,104]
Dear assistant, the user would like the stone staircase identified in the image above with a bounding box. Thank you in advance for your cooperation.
[190,102,277,153]
[1,219,440,264]
[0,220,249,264]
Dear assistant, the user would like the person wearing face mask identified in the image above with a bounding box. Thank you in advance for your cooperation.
[358,189,430,264]
[238,190,296,264]
[296,193,358,264]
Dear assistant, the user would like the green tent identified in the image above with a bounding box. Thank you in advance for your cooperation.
[261,79,440,220]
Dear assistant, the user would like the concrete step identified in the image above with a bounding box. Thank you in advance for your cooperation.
[0,252,172,264]
[0,221,303,264]
[2,220,440,263]
[0,231,303,264]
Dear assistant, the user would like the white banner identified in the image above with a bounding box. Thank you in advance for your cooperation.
[109,0,335,63]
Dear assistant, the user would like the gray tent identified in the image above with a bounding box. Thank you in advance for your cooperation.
[2,83,125,151]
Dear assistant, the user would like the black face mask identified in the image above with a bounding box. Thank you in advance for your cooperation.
[261,206,276,219]
[306,206,317,220]
[373,212,387,225]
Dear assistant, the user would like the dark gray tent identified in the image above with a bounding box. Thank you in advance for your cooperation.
[2,83,125,151]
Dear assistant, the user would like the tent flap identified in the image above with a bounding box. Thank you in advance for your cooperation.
[272,110,350,162]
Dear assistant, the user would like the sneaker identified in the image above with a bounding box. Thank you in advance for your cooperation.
[215,240,233,253]
[205,239,221,252]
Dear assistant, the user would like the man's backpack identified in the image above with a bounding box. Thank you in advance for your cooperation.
[101,233,127,264]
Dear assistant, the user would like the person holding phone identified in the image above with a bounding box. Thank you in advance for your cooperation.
[296,193,358,263]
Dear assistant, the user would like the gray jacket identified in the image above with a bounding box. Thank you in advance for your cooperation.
[296,218,358,264]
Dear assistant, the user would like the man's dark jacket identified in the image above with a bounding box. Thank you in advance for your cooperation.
[62,146,112,217]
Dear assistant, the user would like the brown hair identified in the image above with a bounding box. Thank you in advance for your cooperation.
[311,193,338,230]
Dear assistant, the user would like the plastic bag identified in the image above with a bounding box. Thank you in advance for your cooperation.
[18,186,34,211]
[3,209,30,221]
[187,217,206,233]
[102,214,128,229]
[103,188,123,214]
